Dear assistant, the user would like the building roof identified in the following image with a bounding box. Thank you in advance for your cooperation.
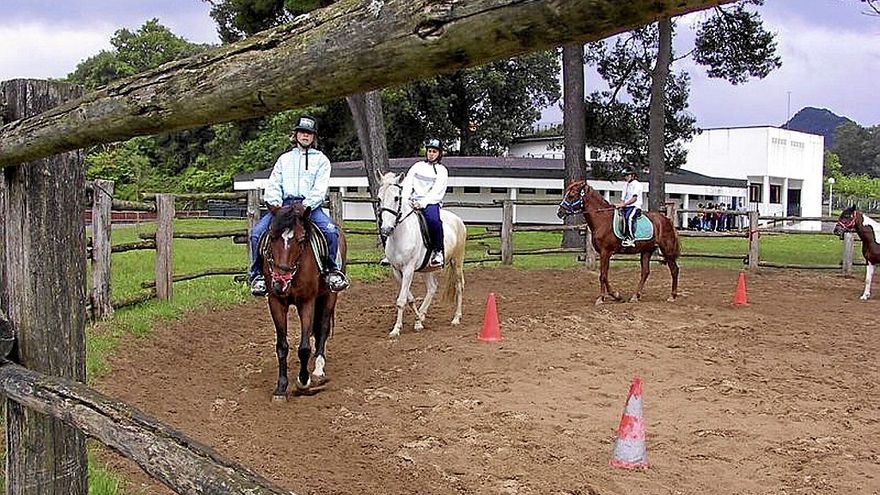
[233,156,747,188]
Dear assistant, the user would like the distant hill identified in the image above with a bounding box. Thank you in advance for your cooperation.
[783,107,853,149]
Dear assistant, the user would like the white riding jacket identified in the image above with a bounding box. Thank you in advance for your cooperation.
[263,146,331,210]
[401,161,448,206]
[623,179,644,209]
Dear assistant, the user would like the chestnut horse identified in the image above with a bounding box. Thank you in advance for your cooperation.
[557,180,680,304]
[261,202,346,400]
[833,205,880,300]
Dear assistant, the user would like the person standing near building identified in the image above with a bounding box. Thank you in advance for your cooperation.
[615,168,643,247]
[248,115,349,296]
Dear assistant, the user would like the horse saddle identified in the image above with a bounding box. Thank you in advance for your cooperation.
[414,210,440,273]
[259,221,330,271]
[612,209,654,241]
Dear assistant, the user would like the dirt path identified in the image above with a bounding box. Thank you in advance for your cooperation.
[97,267,880,495]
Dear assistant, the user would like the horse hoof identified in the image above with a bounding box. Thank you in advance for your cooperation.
[595,297,605,306]
[451,317,461,326]
[272,394,288,402]
[860,295,870,301]
[666,295,676,302]
[413,322,424,332]
[612,292,623,301]
[295,377,311,390]
[629,294,640,303]
[311,372,327,386]
[389,328,401,338]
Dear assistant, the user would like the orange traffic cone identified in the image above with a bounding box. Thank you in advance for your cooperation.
[610,377,648,470]
[478,292,502,342]
[732,271,749,306]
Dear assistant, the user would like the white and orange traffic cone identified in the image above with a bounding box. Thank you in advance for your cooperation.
[610,377,648,469]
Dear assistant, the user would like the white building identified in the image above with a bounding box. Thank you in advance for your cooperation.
[683,126,825,224]
[233,156,745,225]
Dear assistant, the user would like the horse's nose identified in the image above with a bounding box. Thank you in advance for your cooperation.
[272,281,284,295]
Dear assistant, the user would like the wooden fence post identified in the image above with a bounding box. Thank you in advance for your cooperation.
[501,200,514,265]
[0,79,88,494]
[842,232,855,277]
[91,179,114,319]
[329,191,344,228]
[155,194,175,301]
[748,210,760,270]
[247,189,261,273]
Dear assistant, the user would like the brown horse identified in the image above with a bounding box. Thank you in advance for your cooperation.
[262,202,346,400]
[557,180,680,304]
[833,205,880,300]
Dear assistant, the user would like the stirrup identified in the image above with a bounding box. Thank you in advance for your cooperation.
[621,237,635,247]
[429,251,445,267]
[250,276,267,297]
[325,270,350,292]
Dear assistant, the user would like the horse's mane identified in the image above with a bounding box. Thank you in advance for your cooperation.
[567,179,611,208]
[269,203,307,237]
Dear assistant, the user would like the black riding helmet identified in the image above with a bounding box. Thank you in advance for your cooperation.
[293,115,318,135]
[425,138,444,164]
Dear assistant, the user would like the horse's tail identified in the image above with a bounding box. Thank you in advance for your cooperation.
[440,219,467,305]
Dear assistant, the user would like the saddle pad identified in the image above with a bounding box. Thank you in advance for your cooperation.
[259,221,330,271]
[612,209,654,241]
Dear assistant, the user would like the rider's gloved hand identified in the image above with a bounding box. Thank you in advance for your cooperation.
[410,200,422,209]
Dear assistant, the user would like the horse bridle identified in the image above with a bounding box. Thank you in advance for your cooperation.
[558,184,587,217]
[262,220,307,294]
[380,182,416,235]
[836,214,858,232]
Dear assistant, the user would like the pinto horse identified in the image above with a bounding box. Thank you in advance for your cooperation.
[261,202,346,400]
[833,205,880,300]
[557,180,680,304]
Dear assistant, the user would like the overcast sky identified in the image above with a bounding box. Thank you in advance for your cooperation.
[1,0,878,129]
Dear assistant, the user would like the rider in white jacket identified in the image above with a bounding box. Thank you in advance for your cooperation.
[400,138,449,267]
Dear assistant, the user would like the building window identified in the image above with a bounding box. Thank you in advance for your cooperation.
[546,188,562,196]
[463,186,481,194]
[520,188,536,195]
[771,137,788,146]
[749,183,762,203]
[329,186,340,192]
[447,187,454,194]
[490,187,507,194]
[791,141,804,149]
[769,185,782,204]
[345,186,359,193]
[668,193,681,199]
[590,150,600,160]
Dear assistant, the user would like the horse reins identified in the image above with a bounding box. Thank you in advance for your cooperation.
[380,182,417,235]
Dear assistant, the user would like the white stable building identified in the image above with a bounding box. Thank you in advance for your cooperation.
[233,156,745,225]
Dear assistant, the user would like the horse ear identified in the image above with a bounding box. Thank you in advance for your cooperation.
[374,169,384,185]
[396,172,403,183]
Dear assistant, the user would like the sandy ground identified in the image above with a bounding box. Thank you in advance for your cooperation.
[96,266,880,495]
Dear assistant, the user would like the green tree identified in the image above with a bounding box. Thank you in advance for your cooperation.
[832,122,880,176]
[67,19,208,90]
[588,1,780,210]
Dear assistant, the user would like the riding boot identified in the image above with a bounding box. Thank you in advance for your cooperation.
[429,249,445,267]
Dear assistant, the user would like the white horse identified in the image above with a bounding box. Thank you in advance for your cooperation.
[377,172,467,337]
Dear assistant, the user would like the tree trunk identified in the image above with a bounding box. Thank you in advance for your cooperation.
[0,0,737,168]
[346,90,390,226]
[648,17,672,212]
[0,79,88,495]
[561,43,587,248]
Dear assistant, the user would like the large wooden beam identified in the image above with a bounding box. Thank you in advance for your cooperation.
[0,0,735,168]
[0,362,298,495]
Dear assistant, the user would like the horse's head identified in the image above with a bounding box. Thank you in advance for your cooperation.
[833,205,859,239]
[557,180,588,219]
[265,202,311,295]
[377,171,404,237]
